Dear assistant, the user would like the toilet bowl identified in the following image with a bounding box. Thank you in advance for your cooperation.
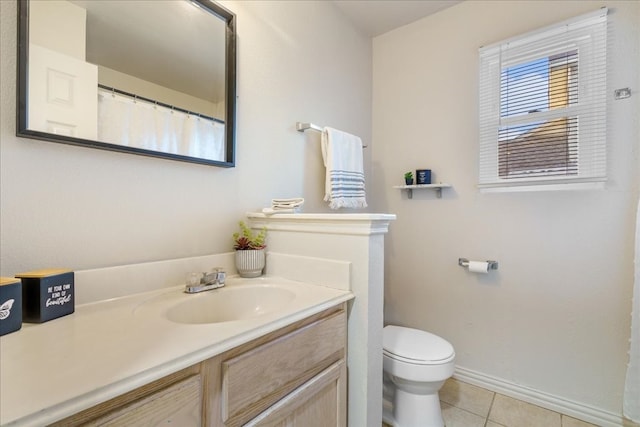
[382,325,455,427]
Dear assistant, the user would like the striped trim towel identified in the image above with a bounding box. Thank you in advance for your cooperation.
[321,127,367,209]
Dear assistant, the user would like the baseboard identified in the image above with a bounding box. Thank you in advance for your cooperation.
[454,366,629,427]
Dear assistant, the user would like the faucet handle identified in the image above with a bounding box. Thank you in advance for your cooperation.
[214,268,226,285]
[186,272,201,287]
[200,268,226,286]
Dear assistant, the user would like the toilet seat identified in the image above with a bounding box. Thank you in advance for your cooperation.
[383,325,455,365]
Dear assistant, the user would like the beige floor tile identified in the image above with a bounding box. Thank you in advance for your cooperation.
[486,422,507,427]
[561,415,599,427]
[439,378,495,418]
[441,402,486,427]
[489,394,561,427]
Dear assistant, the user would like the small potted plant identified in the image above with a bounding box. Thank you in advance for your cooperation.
[404,171,414,185]
[233,221,267,278]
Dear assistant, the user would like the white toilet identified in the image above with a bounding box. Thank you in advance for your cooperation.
[382,325,456,427]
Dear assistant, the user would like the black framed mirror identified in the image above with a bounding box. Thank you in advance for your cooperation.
[17,0,236,167]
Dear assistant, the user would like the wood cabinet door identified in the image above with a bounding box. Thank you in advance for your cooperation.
[244,361,346,427]
[221,310,346,424]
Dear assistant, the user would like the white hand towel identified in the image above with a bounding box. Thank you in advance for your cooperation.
[321,127,367,209]
[272,198,304,205]
[264,197,304,215]
[261,207,299,215]
[271,198,304,208]
[272,205,301,211]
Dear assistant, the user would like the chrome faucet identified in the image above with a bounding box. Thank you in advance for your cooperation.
[184,268,226,294]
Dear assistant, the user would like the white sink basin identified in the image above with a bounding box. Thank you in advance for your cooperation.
[164,284,296,324]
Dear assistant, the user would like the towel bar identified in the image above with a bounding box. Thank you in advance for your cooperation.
[296,122,323,132]
[296,122,368,148]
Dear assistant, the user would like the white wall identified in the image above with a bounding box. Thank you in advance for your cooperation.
[373,0,639,420]
[0,0,372,275]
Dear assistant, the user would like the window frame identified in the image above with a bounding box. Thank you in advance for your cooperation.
[478,8,608,192]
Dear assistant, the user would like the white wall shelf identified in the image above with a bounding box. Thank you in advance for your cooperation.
[393,183,452,199]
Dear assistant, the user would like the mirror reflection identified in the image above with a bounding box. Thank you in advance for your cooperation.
[19,0,236,166]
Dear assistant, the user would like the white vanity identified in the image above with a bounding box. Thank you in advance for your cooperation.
[1,277,352,426]
[0,213,395,427]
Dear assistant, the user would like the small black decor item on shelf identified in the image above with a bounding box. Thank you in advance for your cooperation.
[404,171,414,185]
[416,169,432,185]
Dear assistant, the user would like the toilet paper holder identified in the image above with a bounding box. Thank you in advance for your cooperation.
[458,258,499,270]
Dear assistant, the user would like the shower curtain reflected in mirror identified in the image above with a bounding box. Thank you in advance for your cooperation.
[97,89,225,161]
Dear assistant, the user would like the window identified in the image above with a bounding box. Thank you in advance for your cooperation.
[479,9,608,191]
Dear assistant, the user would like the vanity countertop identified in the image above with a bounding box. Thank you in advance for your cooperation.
[0,276,353,427]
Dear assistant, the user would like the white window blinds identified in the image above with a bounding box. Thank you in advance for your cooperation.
[478,8,608,191]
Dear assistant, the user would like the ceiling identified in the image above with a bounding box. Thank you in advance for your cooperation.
[332,0,462,37]
[70,0,226,103]
[60,0,461,105]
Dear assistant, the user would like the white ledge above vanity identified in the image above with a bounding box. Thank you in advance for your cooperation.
[247,212,396,235]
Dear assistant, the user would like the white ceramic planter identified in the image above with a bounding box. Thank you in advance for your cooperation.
[235,249,266,278]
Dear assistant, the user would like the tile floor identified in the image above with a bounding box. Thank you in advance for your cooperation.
[383,378,601,427]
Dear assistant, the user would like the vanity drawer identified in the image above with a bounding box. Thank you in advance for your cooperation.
[88,375,202,426]
[221,309,346,424]
[50,366,202,427]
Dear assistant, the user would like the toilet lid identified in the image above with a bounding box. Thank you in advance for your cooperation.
[383,325,454,363]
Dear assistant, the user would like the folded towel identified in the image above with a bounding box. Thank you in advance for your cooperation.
[321,127,367,209]
[262,207,301,215]
[264,197,304,215]
[271,198,304,208]
[272,198,304,205]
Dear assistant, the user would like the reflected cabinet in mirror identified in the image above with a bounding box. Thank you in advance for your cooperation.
[17,0,236,167]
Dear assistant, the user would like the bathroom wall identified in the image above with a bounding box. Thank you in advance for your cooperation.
[373,0,639,421]
[0,0,372,275]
